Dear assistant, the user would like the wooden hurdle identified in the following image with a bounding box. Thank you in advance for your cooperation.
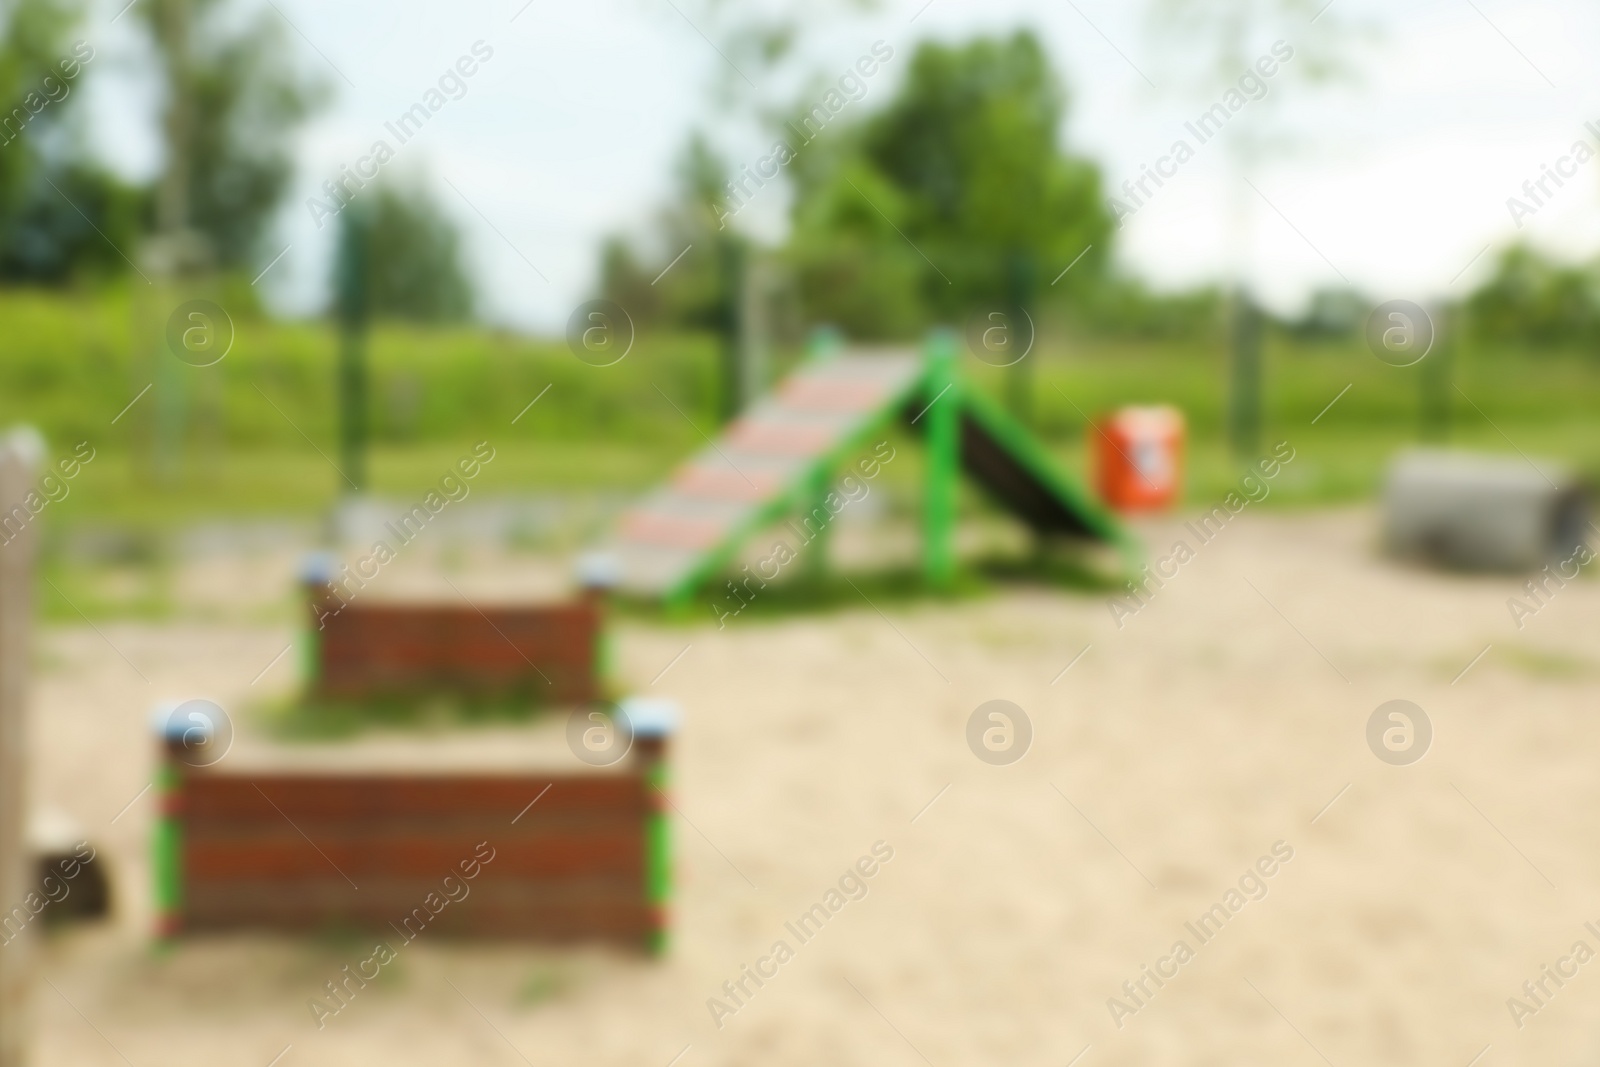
[302,562,609,705]
[153,568,674,951]
[154,707,673,949]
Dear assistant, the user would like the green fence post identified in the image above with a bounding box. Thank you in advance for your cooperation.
[1228,292,1262,460]
[922,328,960,590]
[1420,304,1452,443]
[335,203,372,494]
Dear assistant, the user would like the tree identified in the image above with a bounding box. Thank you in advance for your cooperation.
[602,133,733,331]
[1465,245,1600,350]
[0,0,80,210]
[139,0,326,269]
[784,149,927,339]
[0,0,142,283]
[786,30,1112,352]
[0,162,144,282]
[358,178,474,322]
[860,32,1111,314]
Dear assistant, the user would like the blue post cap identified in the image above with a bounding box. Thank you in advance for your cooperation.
[151,699,235,767]
[619,696,678,739]
[150,701,184,741]
[576,550,620,591]
[300,550,338,585]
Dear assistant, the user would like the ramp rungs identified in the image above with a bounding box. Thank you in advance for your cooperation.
[619,513,731,551]
[725,422,838,456]
[672,467,787,501]
[777,379,899,412]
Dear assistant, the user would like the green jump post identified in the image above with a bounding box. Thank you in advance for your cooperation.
[625,700,677,955]
[922,329,960,591]
[151,725,185,945]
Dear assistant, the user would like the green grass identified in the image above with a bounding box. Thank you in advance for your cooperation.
[2,285,1597,539]
[1497,644,1595,680]
[259,690,558,741]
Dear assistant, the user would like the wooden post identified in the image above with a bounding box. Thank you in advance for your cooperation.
[0,430,40,1067]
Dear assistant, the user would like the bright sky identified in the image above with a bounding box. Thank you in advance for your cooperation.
[76,0,1600,334]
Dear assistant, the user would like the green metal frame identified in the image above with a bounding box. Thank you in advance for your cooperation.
[959,379,1140,562]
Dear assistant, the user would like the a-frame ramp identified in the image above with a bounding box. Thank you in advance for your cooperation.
[610,341,1131,602]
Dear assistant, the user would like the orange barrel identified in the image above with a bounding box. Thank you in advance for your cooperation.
[1092,405,1184,512]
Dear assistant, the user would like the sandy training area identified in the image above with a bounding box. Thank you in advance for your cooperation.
[23,506,1600,1066]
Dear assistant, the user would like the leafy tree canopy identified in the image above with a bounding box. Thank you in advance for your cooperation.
[138,0,327,270]
[340,178,474,323]
[788,30,1113,335]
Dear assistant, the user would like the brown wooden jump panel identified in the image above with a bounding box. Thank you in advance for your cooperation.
[168,767,662,944]
[308,594,603,705]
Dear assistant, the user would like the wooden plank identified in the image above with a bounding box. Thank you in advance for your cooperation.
[184,829,645,880]
[174,766,660,946]
[777,378,897,411]
[183,890,655,941]
[181,774,646,820]
[312,601,601,702]
[618,512,730,550]
[671,466,787,501]
[725,422,837,456]
[0,435,36,1067]
[611,350,927,598]
[183,878,646,917]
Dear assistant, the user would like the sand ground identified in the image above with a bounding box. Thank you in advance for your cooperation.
[19,506,1600,1066]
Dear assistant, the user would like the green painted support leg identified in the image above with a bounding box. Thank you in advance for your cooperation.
[629,703,676,955]
[151,758,182,946]
[801,465,833,585]
[922,329,960,590]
